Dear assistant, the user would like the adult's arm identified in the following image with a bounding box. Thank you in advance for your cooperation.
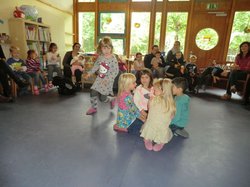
[166,50,173,64]
[144,54,152,69]
[62,51,72,68]
[160,56,166,67]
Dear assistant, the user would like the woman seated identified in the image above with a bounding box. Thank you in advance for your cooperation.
[221,41,250,100]
[62,43,82,89]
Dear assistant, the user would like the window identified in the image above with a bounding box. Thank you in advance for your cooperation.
[168,0,189,1]
[112,38,125,55]
[195,28,219,50]
[78,12,95,53]
[154,12,162,46]
[99,12,126,34]
[227,11,250,62]
[78,0,95,2]
[165,12,188,53]
[130,12,151,55]
[132,0,151,2]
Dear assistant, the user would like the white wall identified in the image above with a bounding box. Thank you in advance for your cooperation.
[0,0,73,58]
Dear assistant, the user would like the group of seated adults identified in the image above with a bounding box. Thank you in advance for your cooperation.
[132,41,250,106]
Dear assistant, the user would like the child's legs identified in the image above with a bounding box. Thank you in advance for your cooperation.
[47,65,54,82]
[29,72,39,86]
[169,124,183,132]
[127,118,144,136]
[55,66,62,77]
[38,72,46,85]
[71,66,77,76]
[90,89,99,109]
[99,94,109,103]
[19,72,31,83]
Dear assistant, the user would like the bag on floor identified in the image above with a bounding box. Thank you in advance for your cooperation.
[52,76,77,95]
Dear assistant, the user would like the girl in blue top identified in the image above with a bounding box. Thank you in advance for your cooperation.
[113,73,141,132]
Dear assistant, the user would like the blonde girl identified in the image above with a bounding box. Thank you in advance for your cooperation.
[85,36,119,115]
[113,73,142,132]
[140,78,176,152]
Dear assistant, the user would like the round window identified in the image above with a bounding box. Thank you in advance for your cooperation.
[195,28,219,50]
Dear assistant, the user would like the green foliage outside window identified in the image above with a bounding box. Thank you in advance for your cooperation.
[130,12,151,55]
[227,11,250,62]
[154,12,162,46]
[79,12,95,53]
[165,12,188,53]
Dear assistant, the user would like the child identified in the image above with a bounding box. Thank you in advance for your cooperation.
[84,36,119,115]
[184,55,198,92]
[132,52,144,74]
[140,78,176,152]
[125,69,153,135]
[113,73,140,132]
[170,77,190,138]
[26,49,48,95]
[70,54,85,76]
[46,43,62,87]
[151,51,164,78]
[166,51,186,78]
[6,46,31,94]
[133,68,154,112]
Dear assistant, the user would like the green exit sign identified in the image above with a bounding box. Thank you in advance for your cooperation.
[207,3,219,10]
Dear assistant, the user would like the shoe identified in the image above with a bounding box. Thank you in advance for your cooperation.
[153,143,164,152]
[221,94,231,100]
[110,98,116,109]
[86,107,97,115]
[230,85,237,94]
[113,124,128,133]
[175,129,189,138]
[144,139,153,151]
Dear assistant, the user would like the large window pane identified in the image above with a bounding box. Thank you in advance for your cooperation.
[130,12,150,55]
[168,0,189,1]
[132,0,151,2]
[154,12,162,46]
[99,12,125,34]
[165,12,188,53]
[78,0,95,2]
[113,39,124,55]
[227,11,250,62]
[79,12,95,53]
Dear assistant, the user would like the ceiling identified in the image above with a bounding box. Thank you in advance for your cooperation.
[38,0,73,13]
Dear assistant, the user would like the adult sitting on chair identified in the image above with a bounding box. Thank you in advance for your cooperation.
[166,41,184,65]
[144,45,166,70]
[221,41,250,100]
[0,59,29,102]
[62,43,82,89]
[144,45,166,78]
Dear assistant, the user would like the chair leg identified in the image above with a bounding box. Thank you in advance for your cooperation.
[11,79,17,98]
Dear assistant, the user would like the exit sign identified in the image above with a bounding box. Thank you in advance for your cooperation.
[207,3,219,10]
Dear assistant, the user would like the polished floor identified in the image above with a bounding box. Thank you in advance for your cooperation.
[0,89,249,187]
